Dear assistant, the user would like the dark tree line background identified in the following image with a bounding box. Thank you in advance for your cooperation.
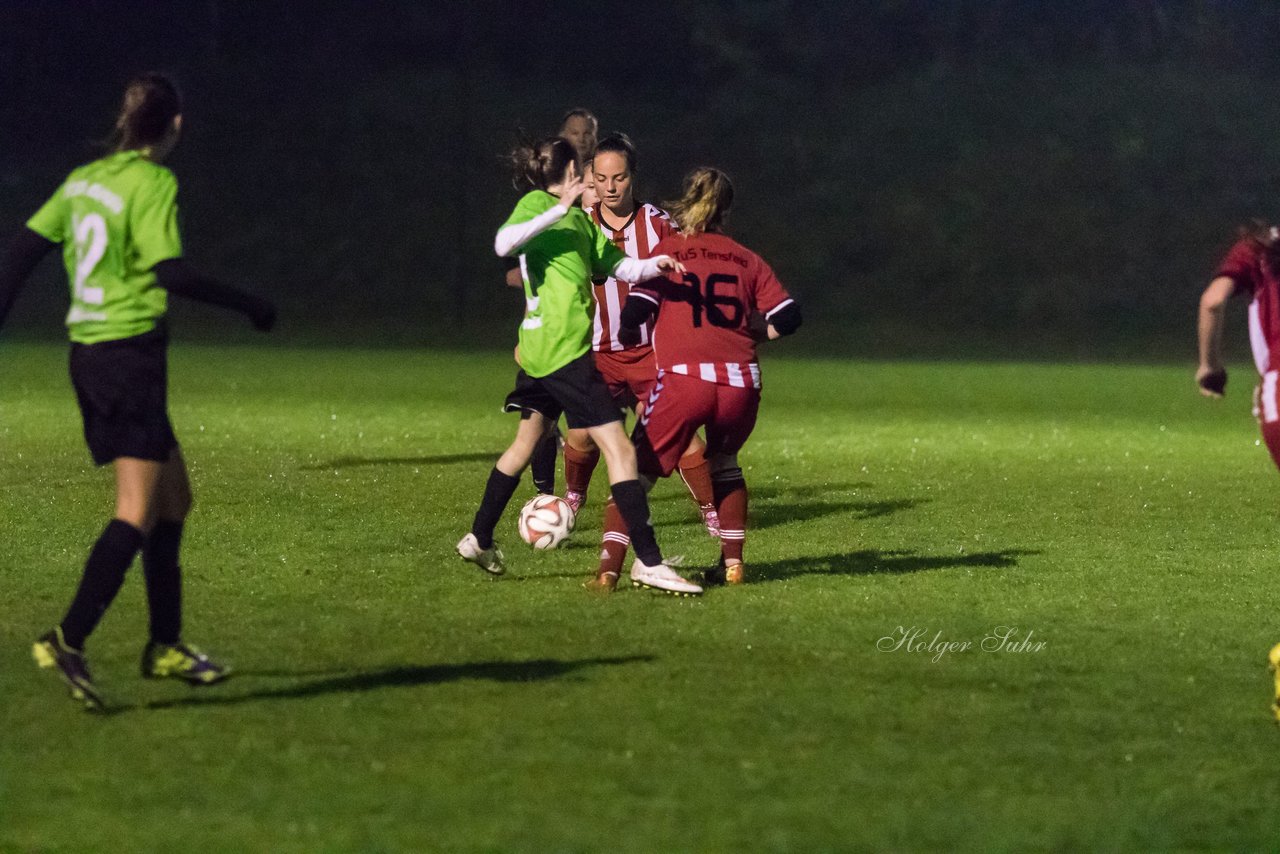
[5,0,1280,356]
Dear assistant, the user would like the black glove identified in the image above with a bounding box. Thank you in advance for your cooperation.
[1198,368,1227,395]
[617,324,641,347]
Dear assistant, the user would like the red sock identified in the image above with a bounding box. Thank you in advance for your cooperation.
[678,449,715,511]
[564,443,600,497]
[713,473,748,564]
[597,498,629,576]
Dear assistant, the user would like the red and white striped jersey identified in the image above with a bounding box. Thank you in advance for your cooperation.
[1216,236,1280,375]
[586,202,677,352]
[635,231,795,389]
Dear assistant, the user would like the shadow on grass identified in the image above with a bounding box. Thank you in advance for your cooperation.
[301,451,501,470]
[751,497,925,530]
[113,654,654,714]
[750,548,1037,583]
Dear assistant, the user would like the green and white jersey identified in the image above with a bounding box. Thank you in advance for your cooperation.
[27,150,183,344]
[504,190,626,377]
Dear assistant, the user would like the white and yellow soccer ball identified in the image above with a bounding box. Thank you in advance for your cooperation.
[517,494,575,549]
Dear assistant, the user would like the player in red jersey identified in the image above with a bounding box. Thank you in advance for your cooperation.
[617,167,801,586]
[569,135,721,592]
[1197,221,1280,466]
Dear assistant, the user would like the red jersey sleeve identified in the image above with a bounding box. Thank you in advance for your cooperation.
[1216,239,1263,296]
[750,253,793,317]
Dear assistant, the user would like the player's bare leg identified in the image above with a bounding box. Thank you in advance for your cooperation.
[138,448,230,685]
[34,457,161,710]
[459,412,549,575]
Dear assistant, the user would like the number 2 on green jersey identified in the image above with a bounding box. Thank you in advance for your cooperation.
[72,212,107,307]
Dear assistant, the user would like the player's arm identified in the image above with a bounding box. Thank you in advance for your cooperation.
[495,204,571,257]
[495,169,585,257]
[153,259,276,331]
[0,227,58,334]
[1197,275,1237,397]
[764,298,802,339]
[617,288,663,347]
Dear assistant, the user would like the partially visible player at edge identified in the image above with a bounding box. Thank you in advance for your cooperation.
[512,108,600,497]
[0,73,276,710]
[458,135,702,595]
[1195,221,1280,721]
[570,133,721,592]
[1196,221,1280,459]
[619,167,801,586]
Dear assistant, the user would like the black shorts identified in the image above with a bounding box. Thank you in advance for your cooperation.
[503,352,622,429]
[69,328,178,466]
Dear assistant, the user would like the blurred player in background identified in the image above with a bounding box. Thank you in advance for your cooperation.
[569,133,721,592]
[509,109,600,497]
[1196,221,1280,469]
[459,135,701,595]
[618,167,801,586]
[0,73,276,710]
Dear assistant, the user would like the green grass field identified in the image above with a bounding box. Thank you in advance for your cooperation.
[2,344,1278,851]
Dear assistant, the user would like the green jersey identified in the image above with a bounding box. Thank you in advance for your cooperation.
[27,150,183,344]
[504,190,626,377]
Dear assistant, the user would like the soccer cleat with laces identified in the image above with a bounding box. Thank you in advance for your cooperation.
[565,490,586,517]
[456,533,506,575]
[701,506,721,538]
[32,627,105,711]
[630,556,702,596]
[142,641,231,685]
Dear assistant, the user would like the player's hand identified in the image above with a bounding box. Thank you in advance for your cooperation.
[249,297,277,332]
[617,324,642,347]
[1196,365,1226,397]
[655,255,686,275]
[557,162,585,208]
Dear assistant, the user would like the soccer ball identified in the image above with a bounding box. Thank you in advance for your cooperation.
[517,494,575,549]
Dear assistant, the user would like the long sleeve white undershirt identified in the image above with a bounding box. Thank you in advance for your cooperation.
[493,203,571,257]
[612,255,667,283]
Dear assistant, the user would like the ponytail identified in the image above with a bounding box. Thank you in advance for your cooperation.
[107,72,182,152]
[508,136,579,192]
[667,167,734,235]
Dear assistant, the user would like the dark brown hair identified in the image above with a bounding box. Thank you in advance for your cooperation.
[108,73,182,152]
[593,132,637,174]
[667,167,734,235]
[509,136,580,192]
[1238,219,1280,274]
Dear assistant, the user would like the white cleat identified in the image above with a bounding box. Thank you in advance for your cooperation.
[630,556,702,597]
[456,533,506,576]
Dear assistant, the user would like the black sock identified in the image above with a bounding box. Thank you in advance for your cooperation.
[143,519,184,645]
[530,431,558,495]
[611,479,662,566]
[472,468,521,549]
[60,519,145,649]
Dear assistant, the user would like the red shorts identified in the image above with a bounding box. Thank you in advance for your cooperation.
[593,346,656,411]
[639,371,760,477]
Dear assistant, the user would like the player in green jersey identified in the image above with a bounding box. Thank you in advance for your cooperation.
[457,136,703,595]
[0,73,276,711]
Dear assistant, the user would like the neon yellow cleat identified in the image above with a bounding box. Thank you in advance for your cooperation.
[142,641,231,685]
